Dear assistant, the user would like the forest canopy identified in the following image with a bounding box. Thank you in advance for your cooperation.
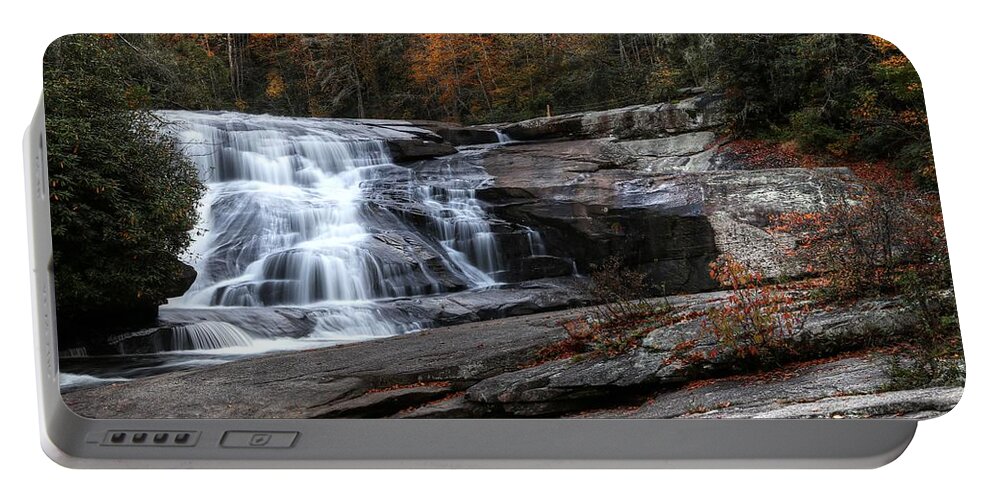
[46,34,932,185]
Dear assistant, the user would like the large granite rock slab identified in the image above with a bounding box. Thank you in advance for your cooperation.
[500,94,722,141]
[64,289,961,421]
[580,355,962,419]
[476,134,859,288]
[62,305,581,418]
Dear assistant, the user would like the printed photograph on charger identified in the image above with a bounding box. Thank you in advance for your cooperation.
[45,34,964,419]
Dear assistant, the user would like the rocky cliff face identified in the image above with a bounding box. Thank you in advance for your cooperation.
[500,94,723,141]
[468,96,854,291]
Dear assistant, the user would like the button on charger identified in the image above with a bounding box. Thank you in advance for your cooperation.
[220,431,298,449]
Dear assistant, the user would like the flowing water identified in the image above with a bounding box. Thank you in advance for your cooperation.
[162,111,502,307]
[61,112,542,388]
[495,130,512,144]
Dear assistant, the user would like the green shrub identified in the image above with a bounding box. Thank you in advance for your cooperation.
[781,107,848,153]
[886,270,965,389]
[44,35,205,344]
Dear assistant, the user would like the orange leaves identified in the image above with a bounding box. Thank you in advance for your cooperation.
[700,256,809,366]
[769,160,948,301]
[408,34,506,121]
[264,71,286,99]
[716,139,826,170]
[880,55,910,68]
[898,109,927,126]
[867,35,911,69]
[867,35,898,53]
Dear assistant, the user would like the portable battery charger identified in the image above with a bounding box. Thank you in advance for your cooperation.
[27,34,964,468]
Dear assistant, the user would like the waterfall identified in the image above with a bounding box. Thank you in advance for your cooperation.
[416,183,501,283]
[526,229,547,256]
[165,321,255,351]
[59,347,88,358]
[494,130,512,144]
[157,111,502,308]
[60,111,559,387]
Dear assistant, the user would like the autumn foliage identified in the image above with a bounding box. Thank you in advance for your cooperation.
[770,162,948,301]
[769,160,959,387]
[555,257,673,357]
[48,34,936,189]
[700,257,808,367]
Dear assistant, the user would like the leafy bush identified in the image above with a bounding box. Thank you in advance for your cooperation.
[557,257,673,357]
[780,107,850,154]
[769,161,960,387]
[885,269,964,389]
[771,163,947,301]
[45,35,205,344]
[700,256,808,368]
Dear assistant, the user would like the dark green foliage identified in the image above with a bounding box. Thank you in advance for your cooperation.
[885,269,964,390]
[44,35,204,344]
[712,35,875,133]
[710,34,935,188]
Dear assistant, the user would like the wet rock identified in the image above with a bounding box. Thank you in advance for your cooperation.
[752,386,963,419]
[700,167,855,227]
[168,263,198,297]
[579,355,962,419]
[590,355,896,418]
[63,289,959,420]
[477,136,861,287]
[436,127,501,146]
[647,296,919,381]
[107,307,321,354]
[708,211,796,279]
[393,120,503,146]
[386,138,457,162]
[62,304,583,418]
[393,394,488,418]
[477,141,719,292]
[599,131,721,173]
[407,277,591,323]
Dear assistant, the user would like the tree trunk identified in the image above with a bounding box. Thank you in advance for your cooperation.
[226,34,243,100]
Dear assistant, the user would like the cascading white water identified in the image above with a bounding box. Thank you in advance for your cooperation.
[158,111,501,309]
[143,110,529,357]
[494,130,512,144]
[59,112,555,388]
[416,183,501,284]
[166,321,255,351]
[526,229,547,256]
